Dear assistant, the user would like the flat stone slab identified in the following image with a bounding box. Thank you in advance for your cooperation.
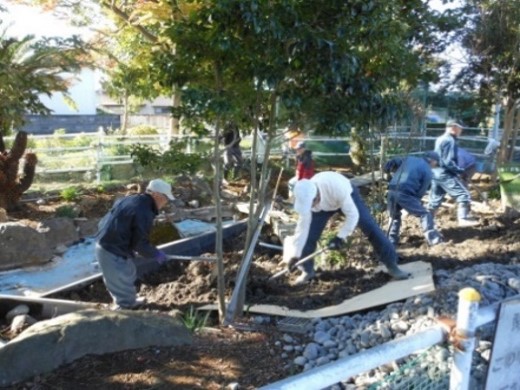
[0,309,192,386]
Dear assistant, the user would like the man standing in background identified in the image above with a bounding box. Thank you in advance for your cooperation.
[428,121,479,227]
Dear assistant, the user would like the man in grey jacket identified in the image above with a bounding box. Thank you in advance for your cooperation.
[428,121,479,227]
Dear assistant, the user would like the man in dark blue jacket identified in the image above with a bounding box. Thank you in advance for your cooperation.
[427,121,479,227]
[457,147,477,187]
[96,179,174,310]
[384,152,443,247]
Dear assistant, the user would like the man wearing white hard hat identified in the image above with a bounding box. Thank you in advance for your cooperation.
[428,120,479,227]
[285,171,409,284]
[95,178,175,310]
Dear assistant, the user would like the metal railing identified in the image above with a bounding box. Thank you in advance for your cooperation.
[260,288,501,390]
[3,125,503,183]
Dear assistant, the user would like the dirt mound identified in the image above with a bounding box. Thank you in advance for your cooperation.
[3,177,519,389]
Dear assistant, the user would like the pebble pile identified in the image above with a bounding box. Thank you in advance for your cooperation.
[269,262,520,389]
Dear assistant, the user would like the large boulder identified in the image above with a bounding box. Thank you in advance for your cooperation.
[0,222,54,271]
[41,217,80,248]
[74,217,100,237]
[0,309,192,386]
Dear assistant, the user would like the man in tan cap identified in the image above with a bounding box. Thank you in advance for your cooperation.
[95,179,174,310]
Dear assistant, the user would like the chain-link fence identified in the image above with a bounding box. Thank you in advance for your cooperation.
[368,347,450,390]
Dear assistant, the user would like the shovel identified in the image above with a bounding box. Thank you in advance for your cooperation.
[499,172,520,183]
[269,248,328,281]
[167,254,217,262]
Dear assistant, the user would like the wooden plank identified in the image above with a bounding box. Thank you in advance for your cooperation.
[201,261,434,319]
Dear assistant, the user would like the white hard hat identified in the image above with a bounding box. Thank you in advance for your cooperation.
[293,179,317,214]
[146,179,175,201]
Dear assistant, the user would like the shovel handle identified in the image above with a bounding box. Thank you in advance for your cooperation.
[167,255,217,262]
[269,248,328,281]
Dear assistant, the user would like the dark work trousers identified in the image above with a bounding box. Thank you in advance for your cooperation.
[387,190,440,246]
[300,186,399,273]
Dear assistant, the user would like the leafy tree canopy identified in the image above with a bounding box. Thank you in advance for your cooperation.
[0,23,86,134]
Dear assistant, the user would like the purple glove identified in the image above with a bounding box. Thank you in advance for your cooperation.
[328,236,344,250]
[155,250,168,265]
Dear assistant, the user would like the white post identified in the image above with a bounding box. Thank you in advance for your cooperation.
[449,287,481,390]
[95,128,105,183]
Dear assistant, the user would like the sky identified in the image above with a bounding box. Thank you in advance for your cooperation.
[2,1,459,39]
[1,3,91,39]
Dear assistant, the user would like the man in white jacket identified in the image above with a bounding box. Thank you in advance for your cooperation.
[285,171,409,284]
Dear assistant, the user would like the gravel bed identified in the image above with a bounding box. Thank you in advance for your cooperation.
[267,262,520,389]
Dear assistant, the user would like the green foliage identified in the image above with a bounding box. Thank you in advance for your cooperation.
[130,140,208,175]
[488,185,501,200]
[318,233,352,269]
[55,204,79,218]
[182,306,210,333]
[60,186,79,201]
[0,32,86,135]
[126,125,159,136]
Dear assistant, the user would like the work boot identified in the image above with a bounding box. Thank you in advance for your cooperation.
[385,264,410,280]
[294,269,315,285]
[457,202,479,227]
[425,229,443,246]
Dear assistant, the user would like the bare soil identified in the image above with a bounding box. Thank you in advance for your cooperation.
[3,177,519,390]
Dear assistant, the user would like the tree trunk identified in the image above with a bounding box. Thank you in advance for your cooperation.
[497,97,516,165]
[0,131,37,211]
[170,92,181,136]
[509,103,520,162]
[121,92,129,133]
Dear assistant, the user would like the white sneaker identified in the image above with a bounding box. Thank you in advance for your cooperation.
[133,296,147,307]
[111,296,147,311]
[458,218,480,227]
[294,270,315,285]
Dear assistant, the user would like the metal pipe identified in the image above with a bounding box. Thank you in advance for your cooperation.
[259,326,447,390]
[475,302,498,328]
[449,288,481,390]
[224,204,271,325]
[258,242,283,251]
[41,273,102,297]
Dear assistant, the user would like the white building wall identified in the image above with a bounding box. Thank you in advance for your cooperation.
[38,68,98,115]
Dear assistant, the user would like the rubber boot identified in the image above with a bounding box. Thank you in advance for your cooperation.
[425,229,443,246]
[294,267,315,285]
[457,202,479,227]
[385,263,410,280]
